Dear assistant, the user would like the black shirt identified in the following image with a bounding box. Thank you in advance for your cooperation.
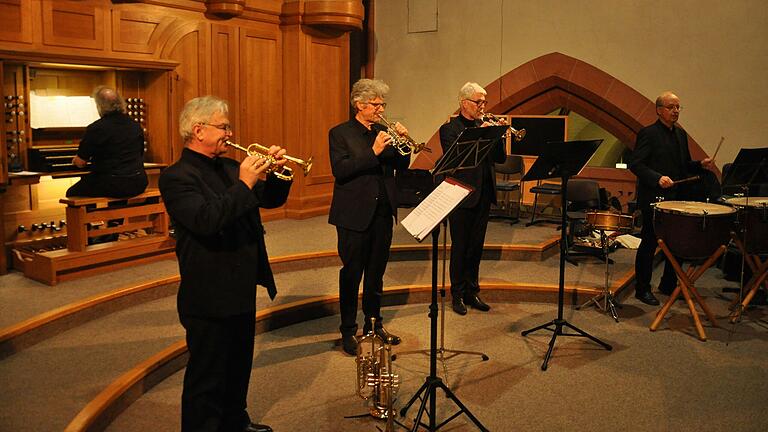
[77,111,145,176]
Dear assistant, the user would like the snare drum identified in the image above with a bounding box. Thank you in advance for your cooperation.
[586,211,634,232]
[725,197,768,254]
[653,201,736,260]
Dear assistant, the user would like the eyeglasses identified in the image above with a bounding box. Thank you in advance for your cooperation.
[661,105,682,111]
[466,99,487,107]
[365,102,387,109]
[201,122,232,132]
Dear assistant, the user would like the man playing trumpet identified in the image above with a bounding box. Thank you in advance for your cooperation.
[328,78,411,355]
[160,96,291,432]
[440,82,506,316]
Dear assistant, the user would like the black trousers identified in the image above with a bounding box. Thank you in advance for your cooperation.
[66,172,148,198]
[179,313,255,432]
[448,191,492,300]
[336,204,393,337]
[634,205,678,291]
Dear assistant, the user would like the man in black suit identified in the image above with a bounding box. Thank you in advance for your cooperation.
[439,82,506,315]
[328,78,411,355]
[629,91,713,305]
[159,96,291,432]
[67,86,147,197]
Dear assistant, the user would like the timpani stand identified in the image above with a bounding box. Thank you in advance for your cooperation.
[720,148,768,323]
[727,197,768,323]
[648,201,736,341]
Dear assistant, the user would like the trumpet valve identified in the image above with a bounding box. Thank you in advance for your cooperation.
[302,156,313,176]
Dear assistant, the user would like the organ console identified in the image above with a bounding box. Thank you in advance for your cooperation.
[27,145,83,172]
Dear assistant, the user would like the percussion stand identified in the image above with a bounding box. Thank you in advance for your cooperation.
[649,240,724,341]
[577,229,620,322]
[728,235,768,323]
[519,139,612,371]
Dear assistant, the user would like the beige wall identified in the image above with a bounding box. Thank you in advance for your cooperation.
[374,0,768,166]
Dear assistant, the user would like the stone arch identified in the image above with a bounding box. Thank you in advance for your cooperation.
[417,52,708,170]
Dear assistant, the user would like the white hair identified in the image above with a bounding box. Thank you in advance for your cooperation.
[458,82,486,101]
[178,96,229,142]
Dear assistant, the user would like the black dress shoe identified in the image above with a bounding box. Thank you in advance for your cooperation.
[375,326,401,345]
[464,294,491,312]
[244,423,273,432]
[635,290,660,306]
[452,298,467,315]
[341,335,358,356]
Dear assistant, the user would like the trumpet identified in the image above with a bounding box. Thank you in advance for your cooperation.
[356,318,399,426]
[377,114,431,156]
[225,140,313,181]
[482,113,526,142]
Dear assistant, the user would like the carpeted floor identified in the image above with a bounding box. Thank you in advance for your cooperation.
[108,302,768,432]
[1,213,766,432]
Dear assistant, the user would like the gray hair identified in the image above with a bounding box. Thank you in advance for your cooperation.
[350,78,389,108]
[92,85,125,116]
[178,96,229,142]
[458,82,486,101]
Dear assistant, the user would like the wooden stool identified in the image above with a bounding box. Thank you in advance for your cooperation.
[649,240,725,341]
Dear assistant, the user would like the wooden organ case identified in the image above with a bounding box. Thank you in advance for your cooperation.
[0,0,365,282]
[1,62,175,284]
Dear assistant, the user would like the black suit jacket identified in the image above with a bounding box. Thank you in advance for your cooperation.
[439,114,506,208]
[328,119,411,232]
[629,120,702,207]
[159,148,292,317]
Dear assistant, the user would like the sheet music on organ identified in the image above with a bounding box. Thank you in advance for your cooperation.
[401,177,473,242]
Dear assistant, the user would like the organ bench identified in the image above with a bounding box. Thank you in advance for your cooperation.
[13,189,175,285]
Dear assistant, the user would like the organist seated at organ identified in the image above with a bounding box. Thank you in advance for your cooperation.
[66,85,148,198]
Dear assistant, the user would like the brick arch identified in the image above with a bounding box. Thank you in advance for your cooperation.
[416,52,708,169]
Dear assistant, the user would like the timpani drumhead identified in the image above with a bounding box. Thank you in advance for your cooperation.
[653,201,735,259]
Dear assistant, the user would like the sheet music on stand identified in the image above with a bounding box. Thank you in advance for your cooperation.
[401,177,473,242]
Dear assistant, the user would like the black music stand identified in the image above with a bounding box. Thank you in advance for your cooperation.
[398,125,506,432]
[519,139,613,371]
[722,147,768,197]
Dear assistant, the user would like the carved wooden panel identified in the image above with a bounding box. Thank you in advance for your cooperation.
[238,27,282,154]
[306,38,346,185]
[112,9,176,54]
[167,28,205,162]
[42,0,105,50]
[0,0,33,44]
[210,24,239,130]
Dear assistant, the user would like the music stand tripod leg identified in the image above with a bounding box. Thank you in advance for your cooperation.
[398,227,488,432]
[521,174,612,371]
[391,220,489,385]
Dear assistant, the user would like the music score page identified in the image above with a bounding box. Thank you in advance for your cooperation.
[401,178,473,242]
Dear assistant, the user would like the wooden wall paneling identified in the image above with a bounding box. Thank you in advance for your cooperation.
[210,24,239,132]
[41,0,106,51]
[280,23,350,218]
[305,34,347,188]
[163,22,208,163]
[238,25,283,219]
[111,8,177,55]
[0,0,33,45]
